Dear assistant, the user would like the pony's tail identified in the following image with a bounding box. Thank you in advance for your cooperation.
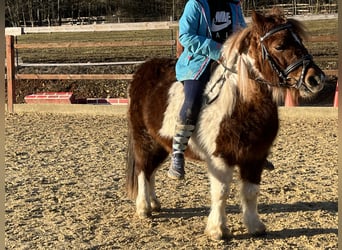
[126,122,138,200]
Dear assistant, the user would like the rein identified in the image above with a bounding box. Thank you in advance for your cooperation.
[259,22,314,89]
[205,67,228,105]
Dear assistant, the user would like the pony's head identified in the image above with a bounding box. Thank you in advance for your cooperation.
[222,8,325,103]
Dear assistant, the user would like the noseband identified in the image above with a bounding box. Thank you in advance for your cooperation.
[259,23,314,89]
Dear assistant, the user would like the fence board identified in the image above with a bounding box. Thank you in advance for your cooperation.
[15,71,337,81]
[19,61,145,67]
[17,22,176,34]
[15,40,175,49]
[323,70,338,76]
[308,35,338,42]
[16,73,133,80]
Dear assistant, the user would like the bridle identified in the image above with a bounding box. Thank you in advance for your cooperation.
[206,22,319,104]
[259,22,315,89]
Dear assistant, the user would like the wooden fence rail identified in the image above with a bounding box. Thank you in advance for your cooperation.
[5,33,338,113]
[14,40,176,49]
[16,74,134,80]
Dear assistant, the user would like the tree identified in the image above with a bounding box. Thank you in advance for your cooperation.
[5,0,338,27]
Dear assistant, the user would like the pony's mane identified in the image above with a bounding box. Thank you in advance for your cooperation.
[219,25,261,103]
[217,8,308,104]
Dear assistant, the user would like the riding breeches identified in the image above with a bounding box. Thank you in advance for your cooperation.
[179,62,212,125]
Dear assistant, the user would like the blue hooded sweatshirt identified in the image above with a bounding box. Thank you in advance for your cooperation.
[176,0,246,81]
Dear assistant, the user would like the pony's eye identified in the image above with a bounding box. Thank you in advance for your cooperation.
[275,44,284,51]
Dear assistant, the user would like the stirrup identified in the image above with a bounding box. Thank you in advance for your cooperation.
[168,153,185,180]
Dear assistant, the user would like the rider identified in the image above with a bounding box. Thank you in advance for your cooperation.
[168,0,248,180]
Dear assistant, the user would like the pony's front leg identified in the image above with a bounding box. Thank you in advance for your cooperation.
[205,158,233,240]
[136,171,152,218]
[240,181,266,235]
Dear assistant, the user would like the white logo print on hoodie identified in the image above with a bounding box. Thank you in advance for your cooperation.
[211,11,231,32]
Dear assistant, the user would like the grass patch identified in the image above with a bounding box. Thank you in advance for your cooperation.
[302,18,337,35]
[16,29,177,63]
[14,19,337,67]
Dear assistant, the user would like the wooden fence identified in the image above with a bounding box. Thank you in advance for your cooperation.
[5,26,338,113]
[5,22,179,112]
[244,3,338,17]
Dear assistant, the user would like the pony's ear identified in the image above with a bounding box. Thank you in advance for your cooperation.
[236,29,251,54]
[251,11,266,35]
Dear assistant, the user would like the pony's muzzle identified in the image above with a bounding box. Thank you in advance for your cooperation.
[303,66,325,93]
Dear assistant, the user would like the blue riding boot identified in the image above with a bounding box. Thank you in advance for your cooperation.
[168,152,185,180]
[168,124,195,180]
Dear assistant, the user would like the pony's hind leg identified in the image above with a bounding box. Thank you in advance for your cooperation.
[135,145,168,218]
[239,163,266,235]
[136,170,152,218]
[149,171,161,212]
[136,169,162,218]
[205,157,234,240]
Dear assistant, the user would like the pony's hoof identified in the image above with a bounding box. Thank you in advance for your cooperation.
[136,210,152,219]
[151,200,161,212]
[249,222,266,237]
[205,227,231,241]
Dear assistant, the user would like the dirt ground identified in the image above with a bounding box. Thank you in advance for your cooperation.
[5,108,337,249]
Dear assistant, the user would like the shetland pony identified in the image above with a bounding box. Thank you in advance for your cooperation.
[126,9,325,240]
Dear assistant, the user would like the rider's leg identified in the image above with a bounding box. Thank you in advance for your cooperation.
[168,64,212,180]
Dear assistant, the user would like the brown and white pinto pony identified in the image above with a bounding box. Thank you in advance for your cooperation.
[126,9,325,240]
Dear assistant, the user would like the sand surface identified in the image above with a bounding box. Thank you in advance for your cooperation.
[5,108,338,249]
